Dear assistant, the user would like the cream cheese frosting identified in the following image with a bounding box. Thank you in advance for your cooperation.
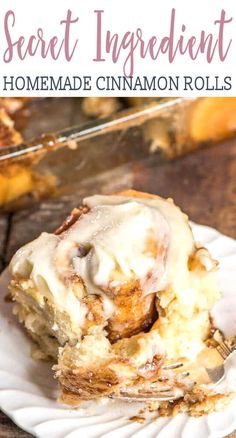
[10,194,196,329]
[9,192,220,362]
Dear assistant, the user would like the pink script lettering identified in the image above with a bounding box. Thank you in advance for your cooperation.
[3,9,79,63]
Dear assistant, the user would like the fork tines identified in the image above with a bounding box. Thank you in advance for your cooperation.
[162,362,184,370]
[217,341,232,360]
[110,390,177,402]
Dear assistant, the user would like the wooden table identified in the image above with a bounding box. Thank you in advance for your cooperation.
[1,137,236,437]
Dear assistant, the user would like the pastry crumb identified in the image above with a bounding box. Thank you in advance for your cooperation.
[129,415,146,423]
[147,387,234,417]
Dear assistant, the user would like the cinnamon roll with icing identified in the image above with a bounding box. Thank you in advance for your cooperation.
[9,190,220,404]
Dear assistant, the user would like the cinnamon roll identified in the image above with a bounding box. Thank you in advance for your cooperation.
[9,190,220,405]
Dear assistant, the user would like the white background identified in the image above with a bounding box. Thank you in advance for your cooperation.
[0,0,235,96]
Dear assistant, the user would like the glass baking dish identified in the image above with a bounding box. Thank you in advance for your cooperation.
[0,96,236,212]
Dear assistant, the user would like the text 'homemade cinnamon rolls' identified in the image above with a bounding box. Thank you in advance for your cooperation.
[9,190,220,404]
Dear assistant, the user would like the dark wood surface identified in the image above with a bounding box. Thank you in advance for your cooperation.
[135,137,236,239]
[0,412,31,438]
[1,136,236,436]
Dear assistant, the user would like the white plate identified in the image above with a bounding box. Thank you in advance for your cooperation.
[0,222,236,438]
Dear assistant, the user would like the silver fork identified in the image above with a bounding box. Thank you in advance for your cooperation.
[206,337,236,385]
[110,338,236,402]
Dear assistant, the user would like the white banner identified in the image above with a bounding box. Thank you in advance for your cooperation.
[0,0,235,96]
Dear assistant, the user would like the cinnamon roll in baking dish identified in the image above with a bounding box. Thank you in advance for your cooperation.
[9,190,220,405]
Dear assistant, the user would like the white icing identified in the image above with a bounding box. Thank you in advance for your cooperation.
[10,233,88,327]
[65,199,170,295]
[9,194,195,329]
[83,195,195,296]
